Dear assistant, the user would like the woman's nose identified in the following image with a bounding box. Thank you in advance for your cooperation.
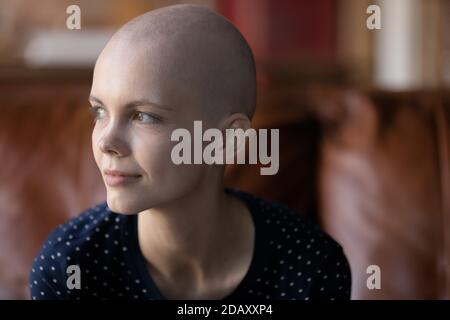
[97,125,130,157]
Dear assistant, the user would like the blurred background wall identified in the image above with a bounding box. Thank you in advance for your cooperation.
[0,0,449,299]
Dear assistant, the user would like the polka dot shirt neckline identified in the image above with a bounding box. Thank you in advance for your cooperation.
[30,188,351,300]
[124,188,270,300]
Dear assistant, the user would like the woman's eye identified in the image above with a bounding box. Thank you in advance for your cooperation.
[89,106,107,121]
[133,112,159,124]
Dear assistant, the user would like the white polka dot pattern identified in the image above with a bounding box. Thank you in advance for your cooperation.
[29,188,351,300]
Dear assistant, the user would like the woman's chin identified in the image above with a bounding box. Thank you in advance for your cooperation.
[106,196,144,215]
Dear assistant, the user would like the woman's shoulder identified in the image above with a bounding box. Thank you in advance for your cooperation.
[29,201,129,299]
[230,188,343,250]
[41,202,120,249]
[230,189,352,299]
[30,201,126,274]
[230,188,350,271]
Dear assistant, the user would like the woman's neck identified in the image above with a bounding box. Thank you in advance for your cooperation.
[136,177,255,299]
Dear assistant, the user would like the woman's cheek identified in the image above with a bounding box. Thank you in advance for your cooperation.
[91,130,102,170]
[137,137,175,176]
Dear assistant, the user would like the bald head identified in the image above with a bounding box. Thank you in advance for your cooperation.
[94,4,256,123]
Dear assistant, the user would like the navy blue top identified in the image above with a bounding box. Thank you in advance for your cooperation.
[29,188,351,300]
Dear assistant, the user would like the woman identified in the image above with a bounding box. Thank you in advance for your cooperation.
[30,4,351,300]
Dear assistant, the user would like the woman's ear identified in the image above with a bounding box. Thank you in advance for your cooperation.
[220,113,251,131]
[219,113,252,163]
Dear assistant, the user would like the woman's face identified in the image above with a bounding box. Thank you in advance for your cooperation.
[90,40,207,214]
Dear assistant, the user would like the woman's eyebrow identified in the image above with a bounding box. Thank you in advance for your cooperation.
[88,95,104,105]
[88,95,173,111]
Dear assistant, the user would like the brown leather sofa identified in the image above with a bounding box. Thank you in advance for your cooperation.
[0,71,448,299]
[314,88,449,299]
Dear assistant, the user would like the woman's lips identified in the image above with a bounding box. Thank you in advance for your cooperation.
[103,170,141,187]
